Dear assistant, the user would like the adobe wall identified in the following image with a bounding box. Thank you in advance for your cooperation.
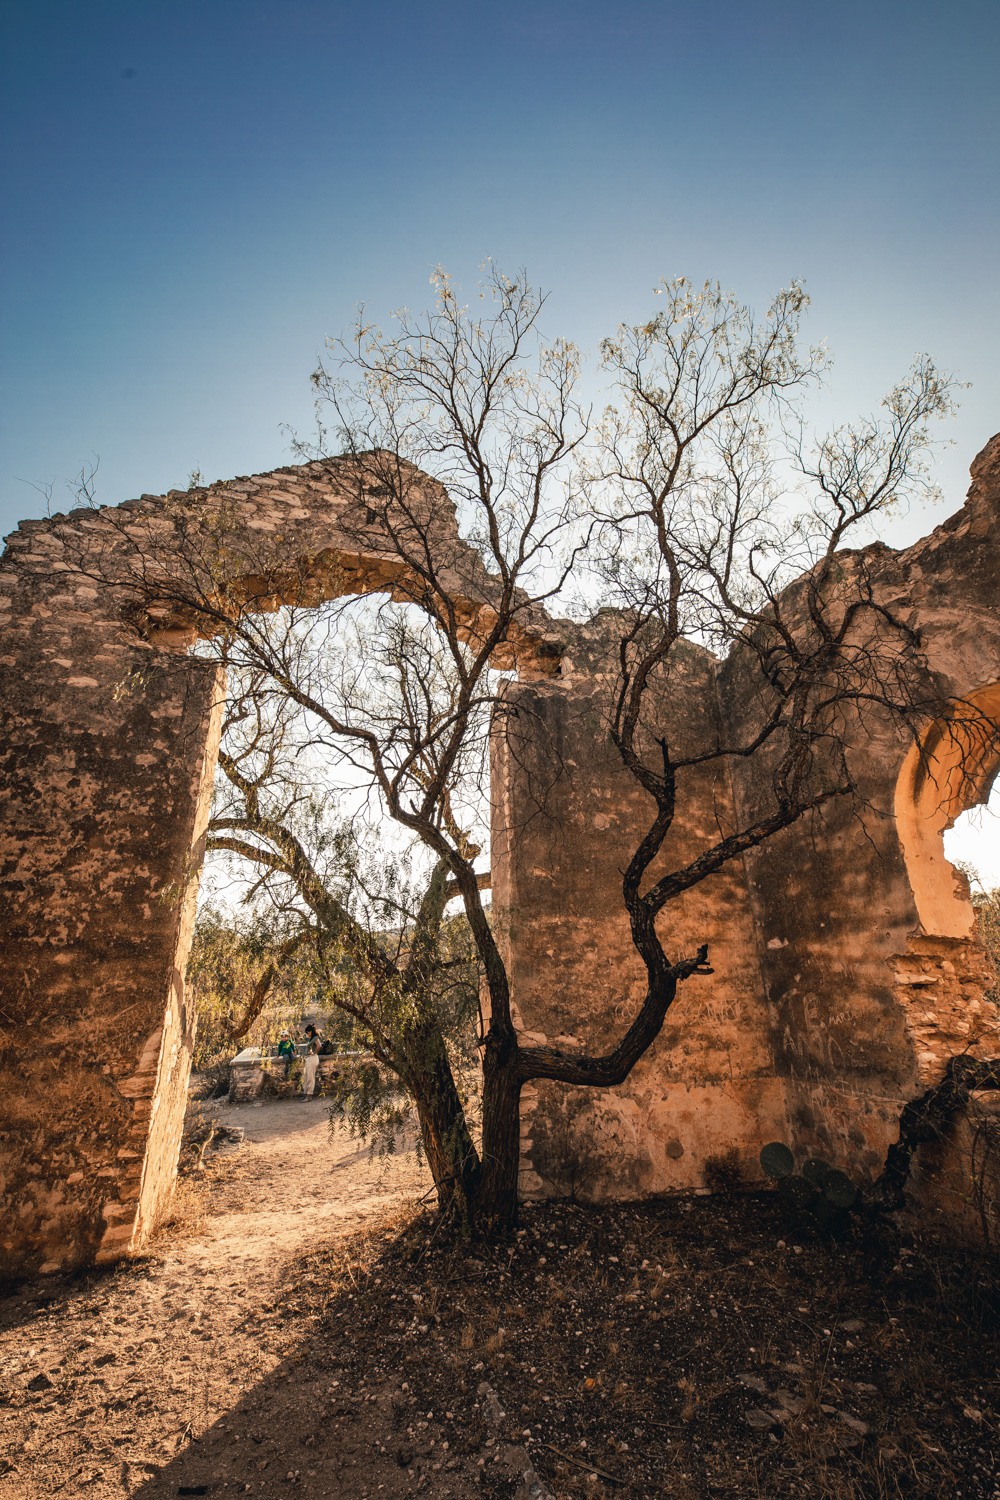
[496,435,1000,1205]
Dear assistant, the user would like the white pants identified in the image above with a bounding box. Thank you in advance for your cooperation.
[300,1055,319,1096]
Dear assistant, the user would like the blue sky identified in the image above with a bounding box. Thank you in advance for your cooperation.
[2,0,996,535]
[2,0,999,871]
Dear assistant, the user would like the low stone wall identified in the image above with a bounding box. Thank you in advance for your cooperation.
[909,1092,1000,1245]
[229,1051,358,1103]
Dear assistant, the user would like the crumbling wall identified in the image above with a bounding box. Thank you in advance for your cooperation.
[491,625,787,1202]
[0,458,564,1281]
[725,437,1000,1187]
[499,435,1000,1211]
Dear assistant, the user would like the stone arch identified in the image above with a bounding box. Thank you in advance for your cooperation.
[0,457,562,1280]
[894,683,1000,939]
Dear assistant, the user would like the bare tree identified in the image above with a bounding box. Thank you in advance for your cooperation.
[202,658,482,1208]
[73,267,974,1236]
[71,265,591,1226]
[578,281,970,1098]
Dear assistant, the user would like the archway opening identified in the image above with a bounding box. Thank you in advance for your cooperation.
[894,683,1000,937]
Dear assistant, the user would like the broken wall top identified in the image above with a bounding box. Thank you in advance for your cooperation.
[0,454,567,678]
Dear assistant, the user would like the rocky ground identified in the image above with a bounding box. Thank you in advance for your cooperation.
[2,1091,999,1499]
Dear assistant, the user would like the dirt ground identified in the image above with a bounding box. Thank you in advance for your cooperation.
[2,1091,999,1500]
[0,1093,494,1500]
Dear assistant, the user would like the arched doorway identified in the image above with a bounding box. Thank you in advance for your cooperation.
[892,685,1000,1083]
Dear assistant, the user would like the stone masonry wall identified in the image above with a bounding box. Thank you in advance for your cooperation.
[0,456,564,1281]
[491,627,787,1202]
[0,621,222,1277]
[497,435,1000,1208]
[723,434,1000,1203]
[2,436,999,1278]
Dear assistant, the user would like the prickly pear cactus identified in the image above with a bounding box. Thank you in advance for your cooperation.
[759,1141,794,1180]
[759,1142,860,1230]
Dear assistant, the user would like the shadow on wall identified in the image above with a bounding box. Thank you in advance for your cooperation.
[528,1084,643,1202]
[968,1095,1000,1247]
[909,1089,1000,1247]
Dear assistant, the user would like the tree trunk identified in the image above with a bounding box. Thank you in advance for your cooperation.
[473,1029,524,1235]
[402,1019,481,1217]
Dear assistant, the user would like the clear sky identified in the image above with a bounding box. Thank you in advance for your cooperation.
[2,0,999,867]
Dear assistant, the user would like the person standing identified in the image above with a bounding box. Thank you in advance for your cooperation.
[300,1039,320,1099]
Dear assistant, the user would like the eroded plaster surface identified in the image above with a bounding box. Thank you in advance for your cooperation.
[494,435,1000,1204]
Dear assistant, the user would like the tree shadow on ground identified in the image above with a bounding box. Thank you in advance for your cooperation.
[4,1192,1000,1500]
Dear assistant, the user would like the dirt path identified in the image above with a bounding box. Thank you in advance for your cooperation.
[177,1093,434,1280]
[0,1094,491,1500]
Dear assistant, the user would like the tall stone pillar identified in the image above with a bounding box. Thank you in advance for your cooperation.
[0,510,222,1279]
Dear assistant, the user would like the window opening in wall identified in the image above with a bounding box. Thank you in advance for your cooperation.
[944,775,1000,894]
[894,683,1000,939]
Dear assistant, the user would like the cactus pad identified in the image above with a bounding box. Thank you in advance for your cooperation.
[760,1142,795,1179]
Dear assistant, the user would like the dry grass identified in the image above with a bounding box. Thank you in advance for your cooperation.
[154,1173,212,1241]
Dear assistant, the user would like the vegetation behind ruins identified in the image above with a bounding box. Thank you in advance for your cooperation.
[186,889,482,1158]
[186,904,324,1070]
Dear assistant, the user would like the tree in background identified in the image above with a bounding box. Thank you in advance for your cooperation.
[185,904,312,1070]
[966,877,1000,1010]
[199,667,482,1194]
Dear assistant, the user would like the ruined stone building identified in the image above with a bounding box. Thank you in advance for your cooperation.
[2,436,999,1280]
